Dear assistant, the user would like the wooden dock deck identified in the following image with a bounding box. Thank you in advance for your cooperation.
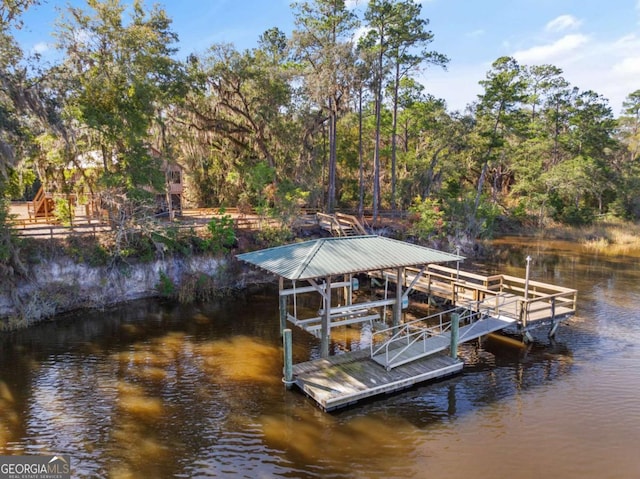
[292,349,463,411]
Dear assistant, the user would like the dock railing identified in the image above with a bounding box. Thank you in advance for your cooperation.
[370,307,491,367]
[375,264,577,328]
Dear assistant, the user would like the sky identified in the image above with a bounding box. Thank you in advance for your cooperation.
[12,0,640,115]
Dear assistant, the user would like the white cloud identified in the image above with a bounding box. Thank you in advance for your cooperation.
[523,32,640,114]
[32,42,50,54]
[353,25,369,43]
[613,56,640,75]
[345,0,366,9]
[512,33,589,64]
[545,14,582,33]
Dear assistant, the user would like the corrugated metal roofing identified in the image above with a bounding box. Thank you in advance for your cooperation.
[236,235,464,280]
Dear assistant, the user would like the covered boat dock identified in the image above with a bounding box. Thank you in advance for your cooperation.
[236,235,577,411]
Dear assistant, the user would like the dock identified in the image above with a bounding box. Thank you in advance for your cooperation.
[369,263,577,337]
[236,235,578,411]
[292,350,463,411]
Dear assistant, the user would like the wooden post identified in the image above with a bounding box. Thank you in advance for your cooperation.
[450,313,459,359]
[321,276,331,358]
[393,267,403,328]
[282,328,294,389]
[278,277,287,335]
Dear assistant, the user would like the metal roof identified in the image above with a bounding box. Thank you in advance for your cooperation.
[236,235,464,280]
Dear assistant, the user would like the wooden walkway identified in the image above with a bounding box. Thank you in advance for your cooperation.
[293,350,463,411]
[370,264,577,332]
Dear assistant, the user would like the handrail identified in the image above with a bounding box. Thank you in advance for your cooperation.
[371,306,466,366]
[371,306,495,368]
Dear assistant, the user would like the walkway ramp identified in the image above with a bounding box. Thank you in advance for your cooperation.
[371,310,515,370]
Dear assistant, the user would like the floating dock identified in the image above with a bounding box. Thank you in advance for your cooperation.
[292,350,462,411]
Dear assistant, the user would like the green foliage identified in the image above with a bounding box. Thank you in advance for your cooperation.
[3,0,640,249]
[409,197,446,241]
[65,236,109,266]
[475,196,502,237]
[272,180,309,225]
[54,197,74,226]
[156,271,176,298]
[120,233,156,262]
[256,225,294,248]
[205,208,236,254]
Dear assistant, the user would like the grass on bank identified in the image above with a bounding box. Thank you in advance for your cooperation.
[540,220,640,256]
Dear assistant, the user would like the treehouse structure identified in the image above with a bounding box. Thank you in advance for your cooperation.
[26,151,184,223]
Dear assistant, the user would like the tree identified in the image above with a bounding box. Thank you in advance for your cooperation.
[49,0,184,259]
[472,56,527,230]
[292,0,358,213]
[55,0,182,201]
[361,0,394,223]
[618,90,640,162]
[385,0,447,212]
[173,34,307,213]
[0,0,44,279]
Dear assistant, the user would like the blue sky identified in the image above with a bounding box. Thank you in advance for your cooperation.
[13,0,640,115]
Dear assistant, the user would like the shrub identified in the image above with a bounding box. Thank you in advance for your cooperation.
[54,197,74,226]
[206,208,236,254]
[409,197,446,241]
[256,225,293,248]
[156,271,175,297]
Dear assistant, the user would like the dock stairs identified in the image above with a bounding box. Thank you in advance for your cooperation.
[316,212,367,237]
[371,307,516,370]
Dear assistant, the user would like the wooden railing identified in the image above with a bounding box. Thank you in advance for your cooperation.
[372,264,577,328]
[26,187,54,221]
[316,212,368,236]
[10,212,284,239]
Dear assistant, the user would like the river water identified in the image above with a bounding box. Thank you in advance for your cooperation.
[1,237,639,478]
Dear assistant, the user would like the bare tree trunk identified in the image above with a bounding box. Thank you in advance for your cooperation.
[327,98,337,213]
[373,91,381,225]
[358,85,364,220]
[390,62,400,214]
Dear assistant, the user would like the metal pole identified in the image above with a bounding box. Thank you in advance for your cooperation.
[282,328,294,389]
[393,267,403,328]
[524,255,532,300]
[321,276,331,358]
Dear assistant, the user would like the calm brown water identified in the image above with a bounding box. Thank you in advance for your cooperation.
[1,237,639,478]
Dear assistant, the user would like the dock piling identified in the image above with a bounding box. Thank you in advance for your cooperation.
[450,313,459,359]
[283,328,294,389]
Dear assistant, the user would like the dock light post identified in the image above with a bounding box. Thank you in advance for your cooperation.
[524,255,532,300]
[456,246,460,280]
